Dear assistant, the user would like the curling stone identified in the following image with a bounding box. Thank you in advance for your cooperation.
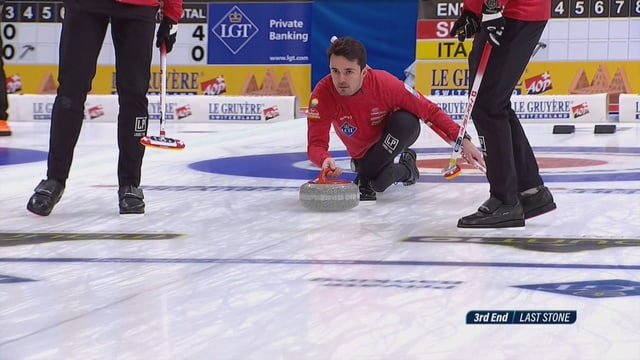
[299,168,359,212]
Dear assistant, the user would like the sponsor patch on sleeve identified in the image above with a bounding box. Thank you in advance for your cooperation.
[307,107,320,119]
[307,97,321,119]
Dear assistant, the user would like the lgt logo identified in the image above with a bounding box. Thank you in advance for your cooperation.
[340,123,356,136]
[213,6,259,54]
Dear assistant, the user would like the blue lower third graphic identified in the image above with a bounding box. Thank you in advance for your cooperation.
[466,310,577,324]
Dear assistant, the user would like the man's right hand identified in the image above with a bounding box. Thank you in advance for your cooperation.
[156,17,178,53]
[321,157,343,177]
[450,10,480,42]
[481,3,505,47]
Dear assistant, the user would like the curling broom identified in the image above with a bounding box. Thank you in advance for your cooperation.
[442,41,492,180]
[140,44,185,150]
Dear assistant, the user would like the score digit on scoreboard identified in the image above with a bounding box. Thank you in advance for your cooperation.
[0,1,211,66]
[171,2,209,65]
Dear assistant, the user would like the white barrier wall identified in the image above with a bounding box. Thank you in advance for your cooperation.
[8,94,299,123]
[427,93,610,123]
[8,93,612,124]
[619,94,640,123]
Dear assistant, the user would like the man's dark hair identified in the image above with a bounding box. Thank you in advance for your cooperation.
[327,37,367,70]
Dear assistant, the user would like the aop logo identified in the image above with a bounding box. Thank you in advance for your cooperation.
[212,6,259,54]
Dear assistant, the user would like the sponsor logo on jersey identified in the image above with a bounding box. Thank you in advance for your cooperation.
[307,107,320,119]
[383,133,399,153]
[340,122,356,136]
[134,116,148,136]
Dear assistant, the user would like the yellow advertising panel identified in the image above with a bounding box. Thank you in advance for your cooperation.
[415,60,640,106]
[5,64,311,106]
[415,40,473,60]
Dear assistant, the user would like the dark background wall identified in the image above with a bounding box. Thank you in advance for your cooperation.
[310,0,418,87]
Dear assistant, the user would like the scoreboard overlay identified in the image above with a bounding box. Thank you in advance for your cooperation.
[415,0,639,111]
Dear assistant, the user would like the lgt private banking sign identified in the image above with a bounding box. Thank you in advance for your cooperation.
[207,3,311,65]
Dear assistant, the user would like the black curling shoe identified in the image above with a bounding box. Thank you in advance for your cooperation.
[520,185,556,220]
[118,185,145,215]
[27,179,65,216]
[353,174,376,202]
[399,149,419,186]
[457,197,525,228]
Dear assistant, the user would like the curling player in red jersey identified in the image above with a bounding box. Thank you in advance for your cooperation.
[306,37,485,202]
[26,0,183,216]
[451,0,556,228]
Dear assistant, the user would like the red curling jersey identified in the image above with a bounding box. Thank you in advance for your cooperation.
[464,0,551,22]
[306,68,460,168]
[115,0,183,22]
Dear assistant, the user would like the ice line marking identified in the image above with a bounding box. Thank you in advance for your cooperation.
[0,258,638,270]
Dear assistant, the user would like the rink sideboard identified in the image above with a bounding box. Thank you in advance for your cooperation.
[8,93,640,123]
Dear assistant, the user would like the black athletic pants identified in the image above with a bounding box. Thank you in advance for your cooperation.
[47,1,157,187]
[354,110,420,192]
[469,18,547,205]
